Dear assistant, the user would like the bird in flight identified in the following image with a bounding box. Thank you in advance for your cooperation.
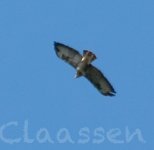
[54,42,116,96]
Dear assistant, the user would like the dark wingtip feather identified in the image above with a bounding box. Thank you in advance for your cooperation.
[54,41,59,46]
[108,89,116,96]
[54,41,67,47]
[54,41,59,56]
[54,41,61,49]
[54,41,64,57]
[105,88,116,96]
[104,92,116,96]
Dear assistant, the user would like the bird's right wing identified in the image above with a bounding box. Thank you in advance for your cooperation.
[85,64,116,96]
[54,42,82,68]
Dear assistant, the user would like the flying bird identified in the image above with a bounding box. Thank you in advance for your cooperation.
[54,42,116,96]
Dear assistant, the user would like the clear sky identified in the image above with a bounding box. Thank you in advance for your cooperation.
[0,0,154,149]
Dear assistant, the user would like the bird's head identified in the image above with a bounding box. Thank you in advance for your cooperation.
[83,50,97,61]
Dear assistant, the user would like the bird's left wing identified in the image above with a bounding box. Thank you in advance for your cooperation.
[85,64,116,96]
[54,42,82,68]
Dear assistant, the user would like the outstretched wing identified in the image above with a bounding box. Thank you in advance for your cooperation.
[85,65,116,96]
[54,42,82,68]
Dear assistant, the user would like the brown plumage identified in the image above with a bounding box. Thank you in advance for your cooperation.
[54,42,116,96]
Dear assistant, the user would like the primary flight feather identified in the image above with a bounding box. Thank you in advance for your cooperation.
[54,42,116,96]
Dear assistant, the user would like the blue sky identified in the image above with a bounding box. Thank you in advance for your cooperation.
[0,0,154,149]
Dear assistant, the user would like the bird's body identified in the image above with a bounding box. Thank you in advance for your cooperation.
[75,50,96,78]
[54,42,116,96]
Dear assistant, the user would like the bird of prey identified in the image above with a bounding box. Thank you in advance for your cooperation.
[54,42,116,96]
